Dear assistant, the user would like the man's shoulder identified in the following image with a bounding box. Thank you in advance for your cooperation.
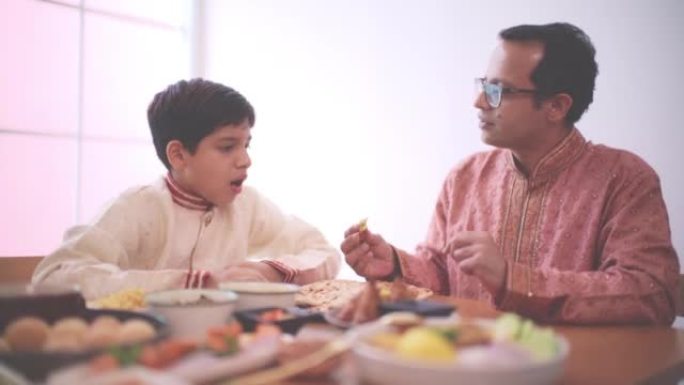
[586,143,659,178]
[447,148,508,178]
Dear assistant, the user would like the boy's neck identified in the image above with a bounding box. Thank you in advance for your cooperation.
[165,172,213,211]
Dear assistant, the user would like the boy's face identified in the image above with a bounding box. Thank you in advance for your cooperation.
[172,120,252,206]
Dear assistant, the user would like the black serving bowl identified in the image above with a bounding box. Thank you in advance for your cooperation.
[0,308,168,382]
[379,300,456,317]
[0,283,87,331]
[234,306,325,334]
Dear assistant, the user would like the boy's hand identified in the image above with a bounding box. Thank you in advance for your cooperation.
[340,223,395,279]
[215,261,284,283]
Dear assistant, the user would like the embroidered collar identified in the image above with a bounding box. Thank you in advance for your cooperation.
[508,128,587,186]
[164,173,213,211]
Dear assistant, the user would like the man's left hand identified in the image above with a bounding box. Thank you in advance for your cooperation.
[446,231,506,295]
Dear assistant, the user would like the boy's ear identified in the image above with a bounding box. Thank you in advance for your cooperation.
[546,93,573,124]
[166,140,187,170]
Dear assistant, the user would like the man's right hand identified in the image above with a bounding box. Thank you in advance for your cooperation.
[340,223,395,279]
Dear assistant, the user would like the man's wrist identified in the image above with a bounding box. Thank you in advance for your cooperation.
[386,246,403,280]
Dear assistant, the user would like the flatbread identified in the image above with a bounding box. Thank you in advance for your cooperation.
[295,279,432,312]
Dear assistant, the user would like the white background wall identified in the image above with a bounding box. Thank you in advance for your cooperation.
[203,0,684,279]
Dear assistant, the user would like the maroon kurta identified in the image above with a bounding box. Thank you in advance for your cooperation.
[398,129,679,325]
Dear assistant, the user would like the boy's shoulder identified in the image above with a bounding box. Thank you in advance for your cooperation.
[97,179,171,218]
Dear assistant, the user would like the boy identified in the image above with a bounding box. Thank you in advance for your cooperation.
[33,79,340,300]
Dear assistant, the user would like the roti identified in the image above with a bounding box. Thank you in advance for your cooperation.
[296,279,432,312]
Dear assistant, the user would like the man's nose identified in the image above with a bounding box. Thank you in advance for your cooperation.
[473,89,489,110]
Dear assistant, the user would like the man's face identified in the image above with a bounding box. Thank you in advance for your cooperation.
[474,40,548,152]
[175,120,252,206]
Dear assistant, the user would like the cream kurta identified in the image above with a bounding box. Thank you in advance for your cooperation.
[398,129,679,325]
[32,178,340,299]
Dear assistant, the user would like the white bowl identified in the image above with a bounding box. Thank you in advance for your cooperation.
[145,289,237,340]
[350,317,569,385]
[218,282,299,311]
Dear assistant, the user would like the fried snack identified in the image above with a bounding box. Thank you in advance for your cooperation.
[358,217,368,232]
[336,281,381,324]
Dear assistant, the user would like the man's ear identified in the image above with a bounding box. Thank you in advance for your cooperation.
[546,93,573,124]
[166,140,187,170]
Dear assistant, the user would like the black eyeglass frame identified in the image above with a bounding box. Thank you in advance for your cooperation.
[475,77,538,108]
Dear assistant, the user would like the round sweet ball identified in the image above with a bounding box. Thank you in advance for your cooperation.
[84,326,119,349]
[116,319,156,345]
[44,333,82,352]
[52,317,89,340]
[0,337,10,352]
[90,315,122,331]
[4,317,50,352]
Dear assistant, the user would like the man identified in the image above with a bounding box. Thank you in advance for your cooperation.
[340,23,679,325]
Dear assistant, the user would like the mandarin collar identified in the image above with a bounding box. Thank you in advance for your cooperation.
[507,128,587,187]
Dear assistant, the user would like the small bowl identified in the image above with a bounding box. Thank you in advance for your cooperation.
[0,283,86,331]
[219,282,299,311]
[234,306,324,334]
[145,289,238,339]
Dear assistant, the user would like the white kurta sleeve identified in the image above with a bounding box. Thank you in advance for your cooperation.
[32,187,187,300]
[244,188,340,284]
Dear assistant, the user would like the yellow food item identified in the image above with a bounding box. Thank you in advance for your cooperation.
[358,218,368,232]
[94,288,146,310]
[4,317,50,352]
[369,332,402,350]
[395,327,455,362]
[378,286,391,301]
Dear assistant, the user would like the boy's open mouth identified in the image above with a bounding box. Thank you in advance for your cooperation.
[230,177,246,187]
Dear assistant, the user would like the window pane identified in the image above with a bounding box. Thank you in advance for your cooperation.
[79,139,165,222]
[0,1,79,135]
[82,13,190,140]
[0,135,77,256]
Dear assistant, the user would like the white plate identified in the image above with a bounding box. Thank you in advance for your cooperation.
[349,316,569,385]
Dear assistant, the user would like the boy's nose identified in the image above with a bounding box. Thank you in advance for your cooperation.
[238,149,252,168]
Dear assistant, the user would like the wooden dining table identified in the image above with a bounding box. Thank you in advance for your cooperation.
[445,296,684,385]
[273,296,684,385]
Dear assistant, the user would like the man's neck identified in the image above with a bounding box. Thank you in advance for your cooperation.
[511,126,574,176]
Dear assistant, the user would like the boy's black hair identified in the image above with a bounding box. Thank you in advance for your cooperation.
[147,78,255,170]
[499,22,598,125]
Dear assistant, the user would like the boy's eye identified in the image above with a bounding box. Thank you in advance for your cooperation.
[220,145,235,152]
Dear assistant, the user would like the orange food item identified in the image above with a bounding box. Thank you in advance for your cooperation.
[259,308,289,322]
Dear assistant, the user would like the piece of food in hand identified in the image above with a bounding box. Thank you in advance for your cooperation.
[277,339,343,378]
[357,217,368,232]
[4,316,50,351]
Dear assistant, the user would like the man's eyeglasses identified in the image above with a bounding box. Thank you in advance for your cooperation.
[475,77,537,108]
